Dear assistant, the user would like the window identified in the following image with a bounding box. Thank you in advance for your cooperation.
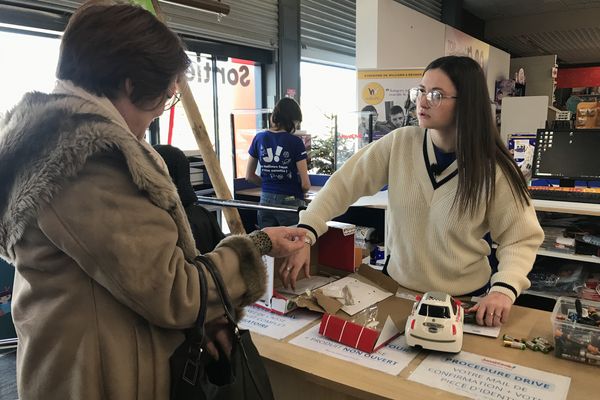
[156,54,263,190]
[0,27,61,114]
[300,61,357,173]
[216,57,262,181]
[418,304,451,319]
[158,52,216,151]
[300,61,356,140]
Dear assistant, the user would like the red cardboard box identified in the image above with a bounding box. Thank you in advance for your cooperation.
[319,312,400,353]
[318,221,357,272]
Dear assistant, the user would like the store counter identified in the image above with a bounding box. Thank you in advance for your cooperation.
[235,186,388,210]
[236,186,322,203]
[252,304,596,400]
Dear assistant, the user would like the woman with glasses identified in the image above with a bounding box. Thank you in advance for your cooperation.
[281,56,543,328]
[246,97,311,227]
[0,2,306,399]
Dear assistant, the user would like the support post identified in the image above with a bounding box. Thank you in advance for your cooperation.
[151,0,246,234]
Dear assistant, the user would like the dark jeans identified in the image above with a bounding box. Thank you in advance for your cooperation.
[258,192,305,228]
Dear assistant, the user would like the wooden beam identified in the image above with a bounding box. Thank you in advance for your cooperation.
[151,0,246,235]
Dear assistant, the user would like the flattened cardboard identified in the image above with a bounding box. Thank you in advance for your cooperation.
[316,276,393,316]
[275,275,337,296]
[295,291,343,314]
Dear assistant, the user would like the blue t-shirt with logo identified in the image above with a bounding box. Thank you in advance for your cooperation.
[249,130,307,198]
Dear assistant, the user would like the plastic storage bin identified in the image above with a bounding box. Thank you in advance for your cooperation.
[551,296,600,366]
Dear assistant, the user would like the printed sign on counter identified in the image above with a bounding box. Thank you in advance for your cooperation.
[289,325,418,375]
[408,351,570,400]
[239,306,320,340]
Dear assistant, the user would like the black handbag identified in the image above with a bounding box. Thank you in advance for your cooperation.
[170,255,275,400]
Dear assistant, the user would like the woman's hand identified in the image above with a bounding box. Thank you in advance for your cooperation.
[261,226,307,258]
[278,243,311,290]
[203,316,232,361]
[467,291,512,327]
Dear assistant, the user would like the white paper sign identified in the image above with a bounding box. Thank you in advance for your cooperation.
[239,306,320,340]
[289,325,418,375]
[463,323,501,338]
[408,351,570,400]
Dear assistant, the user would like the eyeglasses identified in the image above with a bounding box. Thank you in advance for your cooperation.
[409,87,458,108]
[164,92,181,111]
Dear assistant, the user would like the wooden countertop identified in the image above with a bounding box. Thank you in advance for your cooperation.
[252,304,597,400]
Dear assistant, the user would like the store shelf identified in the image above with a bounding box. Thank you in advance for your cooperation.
[537,248,600,264]
[533,199,600,216]
[522,290,561,300]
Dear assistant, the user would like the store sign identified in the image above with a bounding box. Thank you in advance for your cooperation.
[408,351,570,400]
[289,325,418,376]
[185,61,252,87]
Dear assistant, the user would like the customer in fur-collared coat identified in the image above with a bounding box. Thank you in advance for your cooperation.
[0,2,306,400]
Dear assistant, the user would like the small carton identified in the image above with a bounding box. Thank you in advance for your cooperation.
[551,296,600,366]
[318,221,358,272]
[254,255,298,315]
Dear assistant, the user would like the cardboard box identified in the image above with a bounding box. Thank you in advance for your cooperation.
[299,265,415,353]
[256,221,368,315]
[318,221,357,272]
[254,256,298,315]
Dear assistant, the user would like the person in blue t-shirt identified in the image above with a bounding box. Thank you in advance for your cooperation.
[246,97,311,227]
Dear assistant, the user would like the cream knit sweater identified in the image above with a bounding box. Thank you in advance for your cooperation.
[299,126,544,302]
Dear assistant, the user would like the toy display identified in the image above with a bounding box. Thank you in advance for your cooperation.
[575,100,600,128]
[552,297,600,366]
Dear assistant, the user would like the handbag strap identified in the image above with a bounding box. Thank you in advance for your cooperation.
[189,256,210,341]
[195,255,236,323]
[196,254,270,400]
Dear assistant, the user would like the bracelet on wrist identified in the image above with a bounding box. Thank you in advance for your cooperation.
[249,230,273,255]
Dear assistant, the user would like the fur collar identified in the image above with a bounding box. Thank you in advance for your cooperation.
[0,92,197,262]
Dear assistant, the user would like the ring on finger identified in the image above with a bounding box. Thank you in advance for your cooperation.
[285,267,291,272]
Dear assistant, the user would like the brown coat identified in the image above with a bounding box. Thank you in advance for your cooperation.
[0,92,266,399]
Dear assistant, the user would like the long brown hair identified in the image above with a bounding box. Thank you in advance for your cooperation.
[424,56,530,215]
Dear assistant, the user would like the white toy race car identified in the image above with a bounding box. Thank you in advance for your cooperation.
[405,291,464,353]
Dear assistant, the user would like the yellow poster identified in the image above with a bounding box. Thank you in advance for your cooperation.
[357,69,424,143]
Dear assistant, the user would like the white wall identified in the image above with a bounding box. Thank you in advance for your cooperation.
[355,0,380,69]
[375,0,445,69]
[500,96,548,142]
[487,46,511,101]
[356,0,510,98]
[510,55,557,105]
